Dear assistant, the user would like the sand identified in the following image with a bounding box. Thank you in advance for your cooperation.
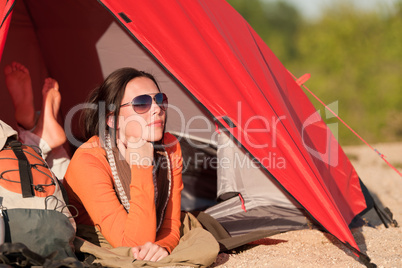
[207,142,402,268]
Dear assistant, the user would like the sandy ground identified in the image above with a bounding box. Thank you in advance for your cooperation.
[206,142,402,268]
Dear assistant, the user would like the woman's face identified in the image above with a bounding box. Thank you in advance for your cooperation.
[117,77,166,143]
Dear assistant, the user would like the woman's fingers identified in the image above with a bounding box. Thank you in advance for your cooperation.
[117,136,154,166]
[144,243,167,262]
[131,246,140,259]
[126,136,146,148]
[131,242,168,262]
[154,248,168,262]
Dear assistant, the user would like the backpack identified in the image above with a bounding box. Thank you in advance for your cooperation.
[0,137,77,265]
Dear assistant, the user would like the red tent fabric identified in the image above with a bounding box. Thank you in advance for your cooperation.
[0,0,14,56]
[0,0,367,256]
[97,0,366,251]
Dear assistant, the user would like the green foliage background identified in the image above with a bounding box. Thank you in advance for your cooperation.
[227,0,402,144]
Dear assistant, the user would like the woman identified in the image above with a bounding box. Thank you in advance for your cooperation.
[63,67,183,262]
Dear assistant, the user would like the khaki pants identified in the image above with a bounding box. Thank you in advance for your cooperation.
[73,212,219,268]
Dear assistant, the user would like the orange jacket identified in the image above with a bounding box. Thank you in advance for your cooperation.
[63,133,183,253]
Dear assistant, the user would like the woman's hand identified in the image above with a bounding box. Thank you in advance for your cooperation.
[117,136,154,167]
[131,242,168,262]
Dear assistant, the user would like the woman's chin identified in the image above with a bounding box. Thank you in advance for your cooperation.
[145,133,164,142]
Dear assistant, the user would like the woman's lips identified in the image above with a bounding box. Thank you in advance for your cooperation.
[148,120,163,127]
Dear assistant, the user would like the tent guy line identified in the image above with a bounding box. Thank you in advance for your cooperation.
[291,71,402,177]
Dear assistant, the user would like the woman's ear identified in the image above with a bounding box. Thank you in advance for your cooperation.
[106,114,116,129]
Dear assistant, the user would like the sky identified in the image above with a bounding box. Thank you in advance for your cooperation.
[263,0,400,19]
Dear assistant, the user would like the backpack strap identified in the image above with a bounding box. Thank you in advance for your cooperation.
[0,242,46,266]
[9,140,34,198]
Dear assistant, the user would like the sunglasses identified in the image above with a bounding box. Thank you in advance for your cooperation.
[120,93,168,114]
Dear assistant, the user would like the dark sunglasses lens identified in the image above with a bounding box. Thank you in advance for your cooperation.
[133,95,152,114]
[155,93,168,110]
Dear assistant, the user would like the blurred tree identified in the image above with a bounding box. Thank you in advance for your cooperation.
[290,2,402,143]
[228,0,402,144]
[227,0,303,63]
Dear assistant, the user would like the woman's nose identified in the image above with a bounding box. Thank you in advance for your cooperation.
[150,99,162,115]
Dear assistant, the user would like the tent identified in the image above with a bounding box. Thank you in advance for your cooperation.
[0,0,395,265]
